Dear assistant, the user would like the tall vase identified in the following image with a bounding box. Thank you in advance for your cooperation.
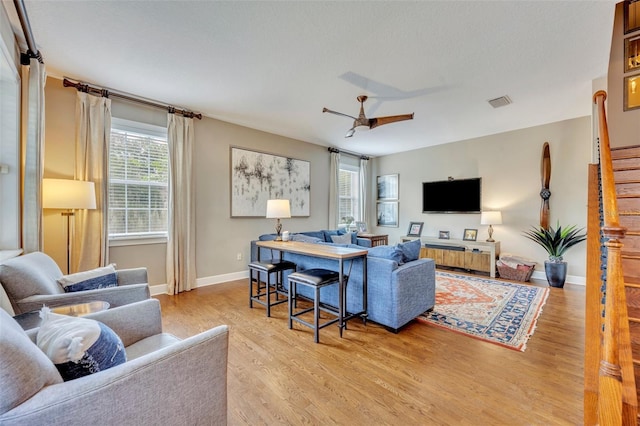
[544,260,567,288]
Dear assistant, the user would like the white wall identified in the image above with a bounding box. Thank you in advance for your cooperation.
[370,116,591,282]
[44,76,592,284]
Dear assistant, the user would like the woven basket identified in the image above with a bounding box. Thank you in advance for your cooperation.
[497,261,535,282]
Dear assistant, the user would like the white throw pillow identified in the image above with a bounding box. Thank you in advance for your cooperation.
[36,307,126,381]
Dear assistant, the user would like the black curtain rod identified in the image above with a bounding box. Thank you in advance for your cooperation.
[328,147,370,160]
[13,0,42,63]
[62,78,202,120]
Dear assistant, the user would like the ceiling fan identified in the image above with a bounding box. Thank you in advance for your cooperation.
[322,95,414,138]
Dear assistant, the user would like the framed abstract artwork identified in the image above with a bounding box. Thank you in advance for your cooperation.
[230,147,310,217]
[376,201,398,227]
[377,174,399,200]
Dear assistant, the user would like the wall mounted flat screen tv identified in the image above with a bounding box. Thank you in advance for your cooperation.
[422,178,481,213]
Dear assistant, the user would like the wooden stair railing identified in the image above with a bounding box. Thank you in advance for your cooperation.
[585,90,638,424]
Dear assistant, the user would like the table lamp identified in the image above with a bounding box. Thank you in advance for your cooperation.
[480,211,502,242]
[266,199,291,241]
[43,178,96,273]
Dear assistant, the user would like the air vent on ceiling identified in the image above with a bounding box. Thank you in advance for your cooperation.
[488,95,512,108]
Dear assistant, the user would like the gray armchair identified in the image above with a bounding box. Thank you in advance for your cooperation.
[0,252,150,314]
[0,298,229,425]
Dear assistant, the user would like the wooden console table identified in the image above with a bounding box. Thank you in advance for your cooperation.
[358,234,388,247]
[404,236,500,278]
[255,240,368,336]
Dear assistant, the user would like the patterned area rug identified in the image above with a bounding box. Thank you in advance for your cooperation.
[416,272,549,351]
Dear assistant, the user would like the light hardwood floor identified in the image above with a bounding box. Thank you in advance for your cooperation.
[155,276,584,425]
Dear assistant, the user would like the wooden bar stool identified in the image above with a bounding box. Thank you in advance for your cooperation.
[287,268,346,343]
[248,259,296,317]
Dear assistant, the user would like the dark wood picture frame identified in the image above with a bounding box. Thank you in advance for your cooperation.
[439,231,450,240]
[463,228,478,241]
[407,221,424,237]
[625,0,640,34]
[625,34,640,73]
[624,73,640,111]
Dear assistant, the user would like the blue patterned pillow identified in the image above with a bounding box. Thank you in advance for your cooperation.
[398,238,422,263]
[367,245,404,264]
[57,264,118,292]
[36,308,126,381]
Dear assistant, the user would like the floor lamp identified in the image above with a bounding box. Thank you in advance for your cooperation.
[43,178,96,274]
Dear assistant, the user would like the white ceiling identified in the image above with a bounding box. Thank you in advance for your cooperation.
[8,1,617,157]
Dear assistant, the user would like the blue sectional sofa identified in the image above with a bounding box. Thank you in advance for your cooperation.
[251,230,436,332]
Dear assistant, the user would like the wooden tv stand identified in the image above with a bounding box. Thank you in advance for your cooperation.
[403,236,500,278]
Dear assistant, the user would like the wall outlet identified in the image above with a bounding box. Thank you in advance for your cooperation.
[236,252,242,261]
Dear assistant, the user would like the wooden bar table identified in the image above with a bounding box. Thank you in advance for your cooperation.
[256,240,368,336]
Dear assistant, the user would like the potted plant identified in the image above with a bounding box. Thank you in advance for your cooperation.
[523,222,586,288]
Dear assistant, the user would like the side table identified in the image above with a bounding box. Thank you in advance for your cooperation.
[358,234,389,247]
[13,301,110,331]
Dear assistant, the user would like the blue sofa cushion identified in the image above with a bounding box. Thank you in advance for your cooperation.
[322,230,339,242]
[290,233,323,243]
[258,234,277,241]
[398,239,422,263]
[367,245,404,264]
[299,231,325,240]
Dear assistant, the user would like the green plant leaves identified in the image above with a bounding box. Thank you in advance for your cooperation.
[523,222,586,259]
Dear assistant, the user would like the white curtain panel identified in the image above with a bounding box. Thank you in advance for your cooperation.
[359,157,368,226]
[166,113,196,295]
[328,151,340,229]
[22,58,46,253]
[73,92,111,272]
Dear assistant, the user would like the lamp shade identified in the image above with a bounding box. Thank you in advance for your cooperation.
[480,211,502,225]
[43,178,96,210]
[266,199,291,219]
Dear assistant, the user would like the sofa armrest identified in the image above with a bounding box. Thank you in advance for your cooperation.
[14,283,150,314]
[116,267,148,286]
[25,299,163,346]
[1,325,229,426]
[83,299,163,346]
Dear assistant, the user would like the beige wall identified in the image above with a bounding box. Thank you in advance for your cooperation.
[43,76,330,284]
[608,1,640,148]
[44,75,591,284]
[369,117,591,281]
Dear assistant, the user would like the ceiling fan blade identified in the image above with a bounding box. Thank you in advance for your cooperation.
[322,107,357,120]
[345,128,356,138]
[369,113,414,129]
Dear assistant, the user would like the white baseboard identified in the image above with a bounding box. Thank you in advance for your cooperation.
[530,270,585,286]
[148,269,585,296]
[149,270,249,296]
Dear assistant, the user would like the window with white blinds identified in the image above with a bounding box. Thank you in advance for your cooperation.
[338,164,360,224]
[108,118,168,239]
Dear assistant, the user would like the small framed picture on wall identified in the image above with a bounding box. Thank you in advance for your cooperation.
[624,73,640,111]
[439,231,450,240]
